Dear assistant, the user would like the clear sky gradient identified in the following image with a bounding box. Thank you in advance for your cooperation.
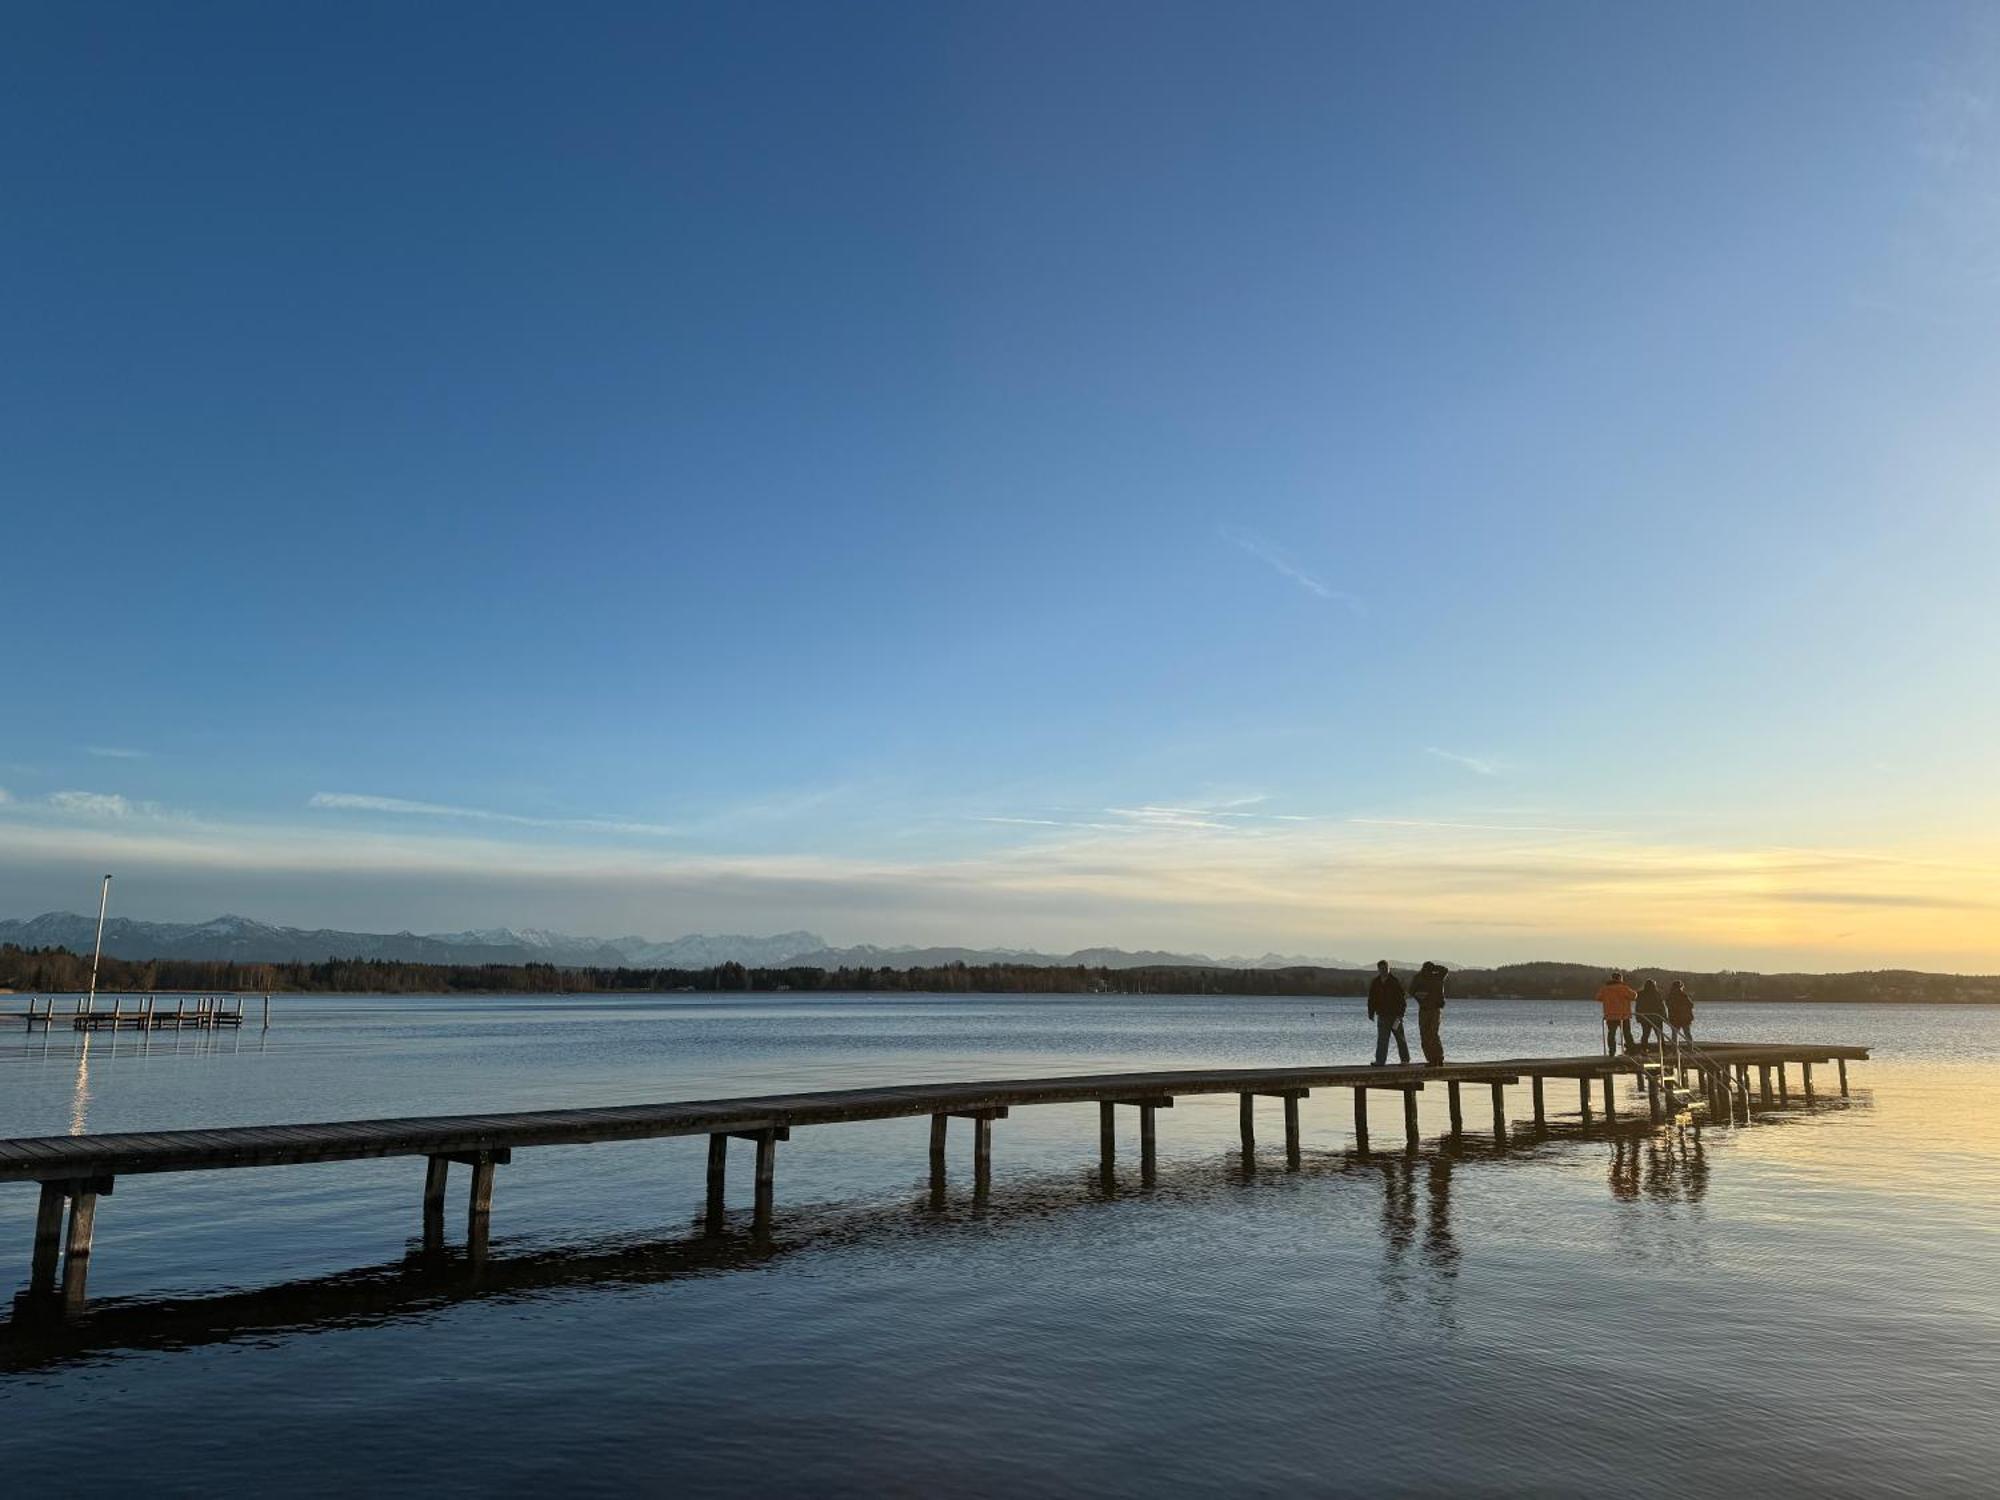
[5,3,1997,969]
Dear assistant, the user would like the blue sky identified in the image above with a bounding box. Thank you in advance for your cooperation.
[4,3,1997,968]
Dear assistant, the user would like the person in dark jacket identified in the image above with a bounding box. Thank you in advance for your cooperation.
[1367,960,1409,1066]
[1634,978,1668,1050]
[1410,961,1449,1066]
[1666,980,1695,1044]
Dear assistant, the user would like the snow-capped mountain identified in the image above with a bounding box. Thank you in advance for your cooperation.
[0,912,1370,972]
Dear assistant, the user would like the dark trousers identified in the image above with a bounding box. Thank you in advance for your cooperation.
[1636,1015,1666,1049]
[1418,1006,1444,1066]
[1604,1016,1634,1054]
[1374,1012,1410,1065]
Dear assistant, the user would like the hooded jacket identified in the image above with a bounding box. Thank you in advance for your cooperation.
[1367,970,1406,1021]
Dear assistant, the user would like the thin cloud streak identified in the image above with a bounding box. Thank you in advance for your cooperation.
[85,746,150,760]
[1218,525,1364,613]
[1425,747,1500,776]
[308,792,677,838]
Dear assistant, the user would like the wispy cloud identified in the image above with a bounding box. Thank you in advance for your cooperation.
[1425,747,1500,777]
[308,791,677,838]
[1218,525,1364,612]
[0,787,11,805]
[48,790,142,818]
[85,746,150,760]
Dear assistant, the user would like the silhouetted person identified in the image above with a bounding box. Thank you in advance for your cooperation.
[1667,980,1695,1044]
[1367,959,1409,1066]
[1410,961,1449,1066]
[1596,971,1637,1055]
[1634,978,1667,1050]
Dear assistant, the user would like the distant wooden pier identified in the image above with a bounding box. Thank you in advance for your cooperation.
[2,994,266,1032]
[1,1040,1867,1314]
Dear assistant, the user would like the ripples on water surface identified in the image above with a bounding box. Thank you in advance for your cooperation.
[1,994,1996,1496]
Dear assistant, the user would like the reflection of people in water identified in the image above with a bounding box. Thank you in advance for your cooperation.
[1609,1134,1642,1201]
[1376,1155,1417,1303]
[1424,1155,1459,1279]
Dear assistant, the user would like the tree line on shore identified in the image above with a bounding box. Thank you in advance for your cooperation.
[1,943,1992,1003]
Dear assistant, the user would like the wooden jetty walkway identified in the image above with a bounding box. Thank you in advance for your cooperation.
[2,1040,1867,1314]
[2,993,268,1032]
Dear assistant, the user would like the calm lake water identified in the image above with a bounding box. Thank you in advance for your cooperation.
[1,994,1996,1496]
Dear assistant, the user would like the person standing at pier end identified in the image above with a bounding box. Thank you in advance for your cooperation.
[1634,978,1668,1051]
[1596,971,1638,1055]
[1367,959,1410,1066]
[1667,980,1695,1044]
[1410,962,1449,1066]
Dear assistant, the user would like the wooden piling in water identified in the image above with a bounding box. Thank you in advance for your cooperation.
[1490,1082,1507,1144]
[62,1186,101,1312]
[1353,1089,1370,1153]
[422,1157,449,1249]
[1447,1081,1463,1136]
[705,1134,728,1232]
[1102,1101,1118,1170]
[1803,1062,1816,1100]
[752,1131,777,1232]
[1647,1075,1662,1123]
[929,1113,948,1185]
[1579,1076,1592,1122]
[1838,1058,1849,1096]
[1402,1088,1419,1151]
[1281,1093,1301,1168]
[31,1182,64,1297]
[1778,1063,1791,1103]
[1759,1065,1773,1105]
[1238,1094,1254,1157]
[1603,1074,1616,1120]
[1531,1076,1545,1129]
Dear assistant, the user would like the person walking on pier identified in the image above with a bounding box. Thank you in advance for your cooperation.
[1367,959,1410,1066]
[1634,978,1668,1051]
[1596,971,1637,1055]
[1410,961,1449,1066]
[1667,980,1695,1044]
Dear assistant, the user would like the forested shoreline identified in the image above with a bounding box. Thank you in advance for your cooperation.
[2,943,1994,1003]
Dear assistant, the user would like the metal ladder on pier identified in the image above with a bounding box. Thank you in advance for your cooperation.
[1629,1030,1749,1123]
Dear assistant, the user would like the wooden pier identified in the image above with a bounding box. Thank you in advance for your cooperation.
[0,1040,1866,1314]
[2,994,265,1032]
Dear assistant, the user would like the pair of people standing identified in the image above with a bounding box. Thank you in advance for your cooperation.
[1595,971,1696,1055]
[1367,960,1449,1067]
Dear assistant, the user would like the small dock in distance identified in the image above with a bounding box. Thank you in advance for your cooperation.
[1,1040,1867,1316]
[1,994,266,1032]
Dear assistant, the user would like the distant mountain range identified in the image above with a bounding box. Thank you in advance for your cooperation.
[0,912,1369,972]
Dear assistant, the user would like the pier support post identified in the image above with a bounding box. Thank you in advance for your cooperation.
[1238,1094,1255,1158]
[1803,1062,1816,1100]
[1490,1082,1507,1144]
[1283,1093,1301,1169]
[1838,1058,1849,1096]
[1580,1076,1592,1123]
[752,1130,778,1234]
[30,1182,65,1297]
[1602,1074,1617,1121]
[930,1114,948,1188]
[1402,1088,1419,1152]
[705,1135,729,1232]
[423,1156,450,1250]
[61,1179,111,1312]
[1137,1103,1158,1180]
[1531,1076,1545,1130]
[1647,1075,1662,1123]
[974,1114,995,1192]
[1759,1064,1773,1105]
[1353,1089,1370,1154]
[1101,1101,1118,1171]
[1447,1081,1463,1137]
[1778,1063,1791,1104]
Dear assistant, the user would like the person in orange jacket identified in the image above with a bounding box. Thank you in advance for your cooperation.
[1595,971,1638,1056]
